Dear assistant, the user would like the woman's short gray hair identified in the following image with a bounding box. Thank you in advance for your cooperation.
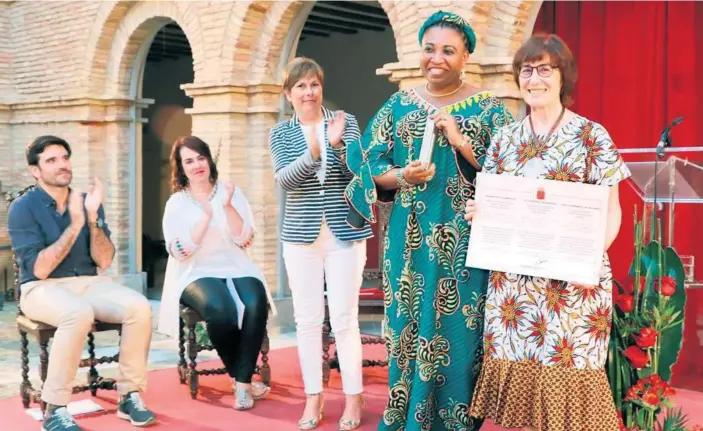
[283,57,325,92]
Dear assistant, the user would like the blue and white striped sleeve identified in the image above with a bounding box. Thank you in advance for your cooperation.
[333,113,361,177]
[268,125,321,191]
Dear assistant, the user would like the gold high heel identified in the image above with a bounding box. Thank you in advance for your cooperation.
[298,393,324,430]
[338,396,365,431]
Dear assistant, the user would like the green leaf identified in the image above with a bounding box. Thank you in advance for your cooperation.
[657,246,687,381]
[627,241,687,381]
[630,399,647,409]
[635,406,648,425]
[630,241,663,281]
[653,306,662,326]
[657,407,689,431]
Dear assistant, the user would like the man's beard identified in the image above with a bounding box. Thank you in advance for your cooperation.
[43,170,72,187]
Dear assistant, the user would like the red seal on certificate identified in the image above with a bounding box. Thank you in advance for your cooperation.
[536,187,545,200]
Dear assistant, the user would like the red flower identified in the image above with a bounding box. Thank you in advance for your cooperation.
[655,276,676,297]
[624,346,650,368]
[616,294,634,313]
[616,410,627,431]
[662,385,676,398]
[633,327,658,349]
[645,374,664,389]
[625,386,639,401]
[623,276,646,295]
[641,388,660,407]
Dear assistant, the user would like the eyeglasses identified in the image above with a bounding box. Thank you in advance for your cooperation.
[519,64,557,79]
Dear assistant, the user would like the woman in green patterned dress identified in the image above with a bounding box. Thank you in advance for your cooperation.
[345,11,512,431]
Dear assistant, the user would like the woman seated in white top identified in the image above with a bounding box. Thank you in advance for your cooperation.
[158,135,277,410]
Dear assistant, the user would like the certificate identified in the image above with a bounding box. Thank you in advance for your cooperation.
[465,172,610,285]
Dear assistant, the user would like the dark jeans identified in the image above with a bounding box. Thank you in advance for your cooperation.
[180,277,268,383]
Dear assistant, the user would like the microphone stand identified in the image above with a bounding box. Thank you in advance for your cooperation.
[652,116,683,244]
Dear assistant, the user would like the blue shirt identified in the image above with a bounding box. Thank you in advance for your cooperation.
[7,186,111,285]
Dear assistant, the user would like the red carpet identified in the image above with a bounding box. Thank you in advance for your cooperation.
[0,344,701,431]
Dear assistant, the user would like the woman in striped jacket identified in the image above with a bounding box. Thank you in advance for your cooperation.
[267,57,373,431]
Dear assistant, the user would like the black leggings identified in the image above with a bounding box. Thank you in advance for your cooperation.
[180,277,268,383]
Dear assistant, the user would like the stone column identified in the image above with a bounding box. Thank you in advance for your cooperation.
[0,104,10,191]
[0,104,11,255]
[183,82,284,291]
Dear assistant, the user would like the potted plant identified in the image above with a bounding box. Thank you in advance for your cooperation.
[607,206,697,431]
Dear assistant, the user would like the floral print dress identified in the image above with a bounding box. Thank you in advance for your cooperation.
[469,114,631,431]
[345,89,512,431]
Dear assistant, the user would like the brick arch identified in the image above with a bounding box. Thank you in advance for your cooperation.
[246,1,307,82]
[219,1,274,84]
[223,0,415,85]
[83,0,207,96]
[479,0,543,61]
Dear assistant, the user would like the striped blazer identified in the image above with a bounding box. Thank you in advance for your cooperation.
[268,107,374,244]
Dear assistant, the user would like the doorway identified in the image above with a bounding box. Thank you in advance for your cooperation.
[138,23,194,298]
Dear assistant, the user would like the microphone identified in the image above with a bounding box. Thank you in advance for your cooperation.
[656,116,684,159]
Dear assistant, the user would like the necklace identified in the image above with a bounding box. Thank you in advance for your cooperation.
[185,183,218,208]
[529,106,566,148]
[425,80,463,98]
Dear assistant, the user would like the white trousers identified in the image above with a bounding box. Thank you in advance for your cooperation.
[282,222,366,395]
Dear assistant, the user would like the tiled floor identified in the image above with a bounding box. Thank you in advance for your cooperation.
[0,297,382,399]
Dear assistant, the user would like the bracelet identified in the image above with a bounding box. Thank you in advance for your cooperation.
[455,134,470,149]
[396,168,411,189]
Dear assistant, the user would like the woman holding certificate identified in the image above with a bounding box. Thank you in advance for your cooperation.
[345,11,512,431]
[465,34,631,431]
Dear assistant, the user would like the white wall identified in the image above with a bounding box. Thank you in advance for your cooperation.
[296,26,397,131]
[141,55,194,241]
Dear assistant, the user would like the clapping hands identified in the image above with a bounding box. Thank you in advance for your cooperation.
[327,111,347,148]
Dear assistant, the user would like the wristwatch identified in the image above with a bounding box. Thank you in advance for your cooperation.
[91,218,104,228]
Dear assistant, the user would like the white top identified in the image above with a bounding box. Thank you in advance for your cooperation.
[301,120,327,184]
[157,183,277,339]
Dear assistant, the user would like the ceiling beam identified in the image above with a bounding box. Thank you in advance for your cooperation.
[311,5,390,26]
[303,21,357,35]
[147,45,192,56]
[157,27,188,38]
[323,1,387,18]
[301,29,331,38]
[151,37,192,50]
[306,13,386,32]
[147,54,181,62]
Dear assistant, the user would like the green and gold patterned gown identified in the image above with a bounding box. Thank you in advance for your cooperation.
[345,89,512,431]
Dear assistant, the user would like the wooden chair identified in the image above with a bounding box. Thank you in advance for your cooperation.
[177,305,271,399]
[7,185,122,411]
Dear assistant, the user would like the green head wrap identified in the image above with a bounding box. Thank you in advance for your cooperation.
[418,10,477,54]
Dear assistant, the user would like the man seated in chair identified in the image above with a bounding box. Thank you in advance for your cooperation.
[7,136,156,430]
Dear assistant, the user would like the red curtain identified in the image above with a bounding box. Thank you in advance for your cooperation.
[534,0,703,391]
